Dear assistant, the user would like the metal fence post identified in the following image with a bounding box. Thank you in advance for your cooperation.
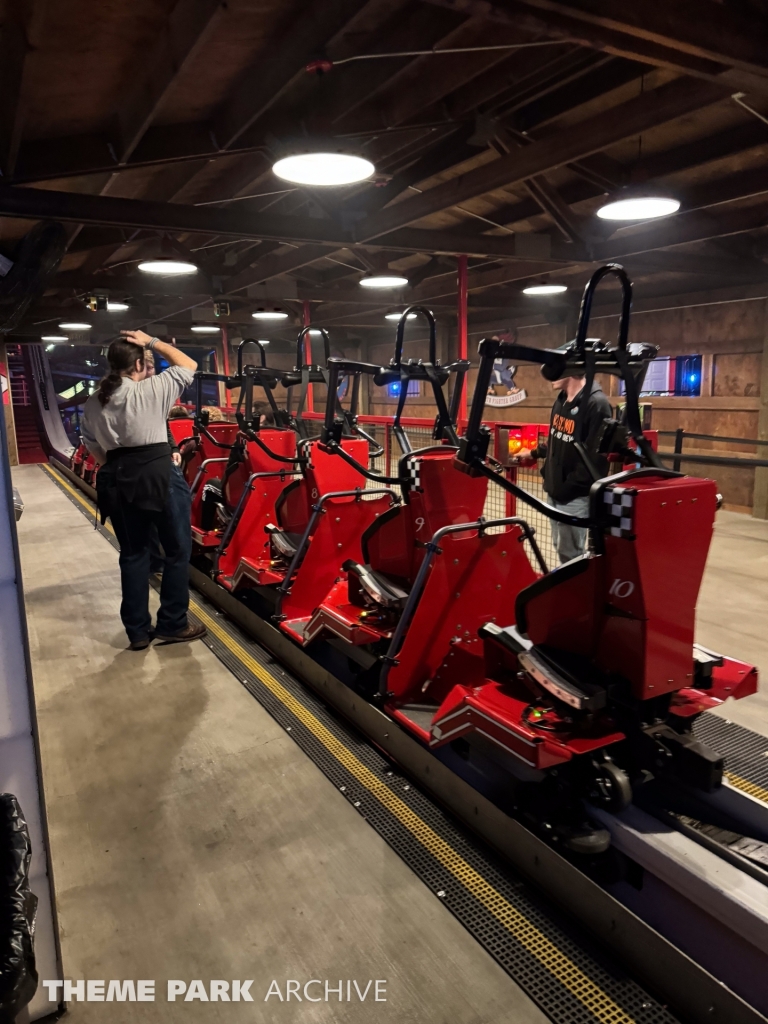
[673,427,685,473]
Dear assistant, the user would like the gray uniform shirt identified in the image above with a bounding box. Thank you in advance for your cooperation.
[81,366,194,463]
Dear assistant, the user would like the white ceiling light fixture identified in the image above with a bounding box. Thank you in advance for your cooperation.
[138,258,198,275]
[190,325,221,334]
[360,274,409,289]
[597,196,680,221]
[106,300,130,312]
[257,339,270,345]
[522,284,567,296]
[384,312,417,321]
[252,309,288,320]
[42,334,68,342]
[59,322,92,330]
[273,152,375,187]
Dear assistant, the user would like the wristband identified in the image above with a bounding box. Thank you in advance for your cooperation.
[148,337,159,351]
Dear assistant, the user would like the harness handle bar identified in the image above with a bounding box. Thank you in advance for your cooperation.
[393,305,437,367]
[295,326,331,370]
[237,338,268,375]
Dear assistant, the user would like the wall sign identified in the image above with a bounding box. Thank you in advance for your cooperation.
[485,359,528,408]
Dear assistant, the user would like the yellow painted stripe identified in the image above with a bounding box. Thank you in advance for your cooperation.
[726,771,768,804]
[190,599,636,1024]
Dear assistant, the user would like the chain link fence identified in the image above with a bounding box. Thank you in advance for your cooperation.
[384,422,558,571]
[299,415,558,571]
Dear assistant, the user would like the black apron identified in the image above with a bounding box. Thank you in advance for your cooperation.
[97,442,172,524]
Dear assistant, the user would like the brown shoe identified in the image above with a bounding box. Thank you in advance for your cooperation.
[154,622,207,644]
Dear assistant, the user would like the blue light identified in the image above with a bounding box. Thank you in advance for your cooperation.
[387,381,402,398]
[689,373,698,383]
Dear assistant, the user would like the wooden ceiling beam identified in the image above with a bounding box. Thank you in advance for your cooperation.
[115,0,226,163]
[355,124,481,214]
[422,0,768,92]
[631,121,768,182]
[511,0,768,78]
[360,77,725,240]
[0,2,47,178]
[332,19,539,137]
[597,199,768,260]
[225,244,335,294]
[293,3,468,130]
[0,182,580,259]
[213,0,394,151]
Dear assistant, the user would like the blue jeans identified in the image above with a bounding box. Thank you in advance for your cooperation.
[548,494,590,565]
[109,465,192,642]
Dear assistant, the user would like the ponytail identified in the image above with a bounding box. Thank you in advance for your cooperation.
[98,339,144,406]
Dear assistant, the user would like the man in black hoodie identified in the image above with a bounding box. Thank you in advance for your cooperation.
[540,372,612,563]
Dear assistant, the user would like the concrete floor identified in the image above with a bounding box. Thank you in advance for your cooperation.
[697,510,768,735]
[13,465,547,1024]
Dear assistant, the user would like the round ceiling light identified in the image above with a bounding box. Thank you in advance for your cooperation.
[59,322,92,330]
[360,275,408,289]
[190,325,221,334]
[522,284,567,296]
[384,312,417,321]
[138,259,198,275]
[252,309,288,320]
[273,152,375,187]
[597,196,680,221]
[106,301,129,312]
[42,334,68,342]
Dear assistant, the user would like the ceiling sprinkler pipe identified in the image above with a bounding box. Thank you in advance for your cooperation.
[310,39,579,71]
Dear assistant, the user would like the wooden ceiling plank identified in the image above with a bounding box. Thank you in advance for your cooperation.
[0,6,36,178]
[334,19,540,137]
[512,0,768,77]
[421,0,757,85]
[356,125,481,214]
[597,200,768,260]
[360,77,725,240]
[213,0,388,151]
[116,0,227,163]
[225,244,336,293]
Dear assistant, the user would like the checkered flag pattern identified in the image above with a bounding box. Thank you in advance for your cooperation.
[604,486,635,538]
[408,458,422,491]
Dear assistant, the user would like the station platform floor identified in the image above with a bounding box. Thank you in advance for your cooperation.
[13,464,548,1024]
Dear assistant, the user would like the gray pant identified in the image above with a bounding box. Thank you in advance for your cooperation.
[548,495,590,565]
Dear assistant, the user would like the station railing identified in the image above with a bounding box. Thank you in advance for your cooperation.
[657,429,768,515]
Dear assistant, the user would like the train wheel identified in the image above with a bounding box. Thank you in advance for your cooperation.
[590,760,632,812]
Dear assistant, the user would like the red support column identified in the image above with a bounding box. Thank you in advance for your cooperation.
[303,299,314,413]
[220,323,231,408]
[457,254,469,426]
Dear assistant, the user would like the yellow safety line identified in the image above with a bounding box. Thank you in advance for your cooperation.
[726,771,768,805]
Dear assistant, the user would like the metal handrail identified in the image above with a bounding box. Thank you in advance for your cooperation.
[658,429,768,447]
[658,452,768,469]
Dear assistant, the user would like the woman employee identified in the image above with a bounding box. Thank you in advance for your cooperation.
[82,330,206,650]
